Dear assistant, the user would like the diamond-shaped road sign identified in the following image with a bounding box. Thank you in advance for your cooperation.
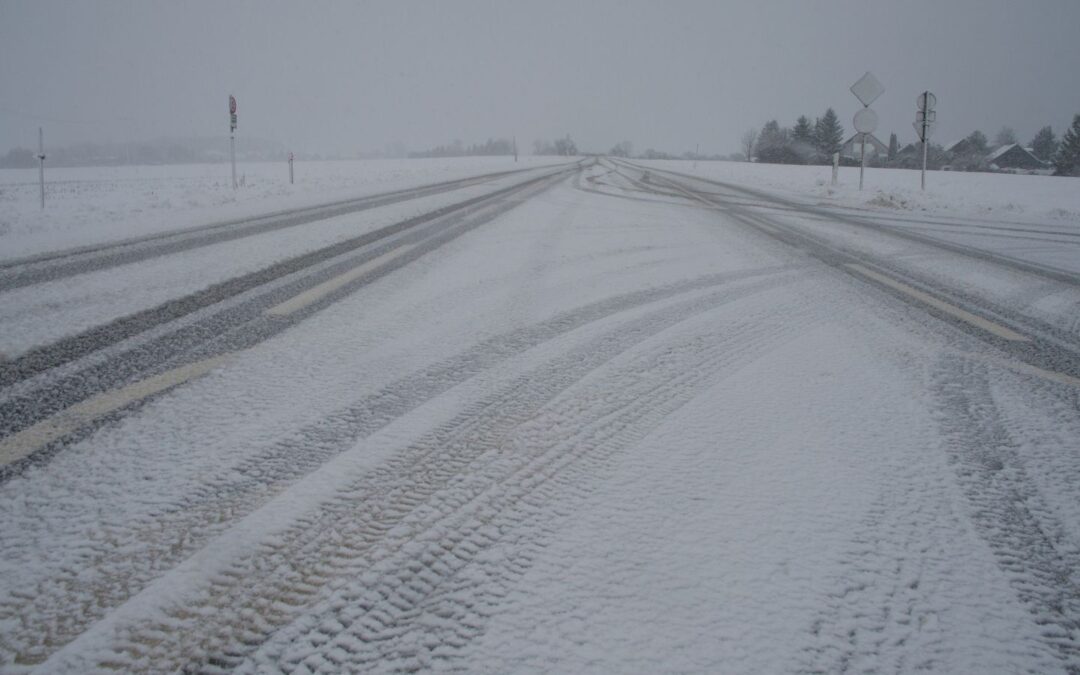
[850,72,885,107]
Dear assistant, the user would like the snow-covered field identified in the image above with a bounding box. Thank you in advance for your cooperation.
[638,159,1080,225]
[0,157,559,260]
[2,159,1080,672]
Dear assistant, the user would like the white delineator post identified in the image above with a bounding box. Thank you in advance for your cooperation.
[832,152,839,186]
[288,151,294,184]
[37,127,45,209]
[229,95,238,190]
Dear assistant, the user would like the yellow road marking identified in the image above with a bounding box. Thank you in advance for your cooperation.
[0,354,232,468]
[845,263,1030,342]
[266,244,416,317]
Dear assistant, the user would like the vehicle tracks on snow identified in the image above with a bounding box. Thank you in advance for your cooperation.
[32,270,816,672]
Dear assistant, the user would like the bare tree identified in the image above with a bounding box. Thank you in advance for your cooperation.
[740,129,758,162]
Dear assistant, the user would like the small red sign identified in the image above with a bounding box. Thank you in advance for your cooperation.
[229,95,237,115]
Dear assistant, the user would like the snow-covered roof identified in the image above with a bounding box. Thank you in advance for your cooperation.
[989,142,1019,160]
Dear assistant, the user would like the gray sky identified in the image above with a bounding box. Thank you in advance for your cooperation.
[2,0,1079,155]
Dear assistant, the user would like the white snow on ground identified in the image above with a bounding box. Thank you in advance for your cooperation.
[0,164,565,358]
[0,157,562,260]
[637,159,1080,225]
[2,161,1080,672]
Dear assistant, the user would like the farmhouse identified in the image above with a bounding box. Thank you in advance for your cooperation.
[987,143,1047,171]
[839,133,888,160]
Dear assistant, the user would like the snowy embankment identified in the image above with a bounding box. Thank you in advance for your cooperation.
[637,159,1080,225]
[0,157,557,260]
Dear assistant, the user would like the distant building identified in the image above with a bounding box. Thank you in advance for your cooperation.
[839,133,888,160]
[986,143,1047,171]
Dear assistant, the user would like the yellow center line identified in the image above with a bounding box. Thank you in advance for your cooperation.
[845,263,1030,342]
[0,354,232,468]
[266,244,417,318]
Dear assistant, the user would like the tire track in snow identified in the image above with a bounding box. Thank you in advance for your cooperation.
[43,276,815,672]
[0,266,811,668]
[929,356,1080,672]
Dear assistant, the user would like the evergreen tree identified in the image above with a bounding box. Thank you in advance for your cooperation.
[887,133,898,161]
[1054,114,1080,177]
[792,116,813,144]
[814,108,843,158]
[1031,126,1058,161]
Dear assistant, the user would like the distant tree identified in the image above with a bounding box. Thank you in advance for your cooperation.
[792,116,813,144]
[740,129,758,161]
[994,126,1017,146]
[1054,114,1080,176]
[756,145,804,165]
[551,134,577,156]
[966,130,989,154]
[1030,126,1058,161]
[813,108,843,159]
[887,133,898,161]
[0,147,37,168]
[609,140,634,157]
[758,120,785,152]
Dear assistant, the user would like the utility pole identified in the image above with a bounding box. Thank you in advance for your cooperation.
[915,91,936,191]
[37,127,46,209]
[288,151,294,184]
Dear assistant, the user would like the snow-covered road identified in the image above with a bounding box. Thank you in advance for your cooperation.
[2,160,1079,673]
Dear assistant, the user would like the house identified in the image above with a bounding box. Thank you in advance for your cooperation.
[839,133,888,160]
[986,143,1047,171]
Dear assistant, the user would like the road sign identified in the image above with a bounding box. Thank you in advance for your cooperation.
[913,120,936,141]
[850,72,885,107]
[916,109,936,123]
[853,108,879,134]
[229,95,237,115]
[917,91,936,111]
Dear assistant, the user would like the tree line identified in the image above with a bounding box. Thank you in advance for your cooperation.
[739,111,1080,176]
[408,138,516,159]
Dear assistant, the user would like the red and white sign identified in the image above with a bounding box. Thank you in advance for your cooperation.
[229,95,237,115]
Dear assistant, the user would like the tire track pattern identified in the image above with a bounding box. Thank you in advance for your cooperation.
[931,356,1080,673]
[59,276,817,672]
[0,266,811,667]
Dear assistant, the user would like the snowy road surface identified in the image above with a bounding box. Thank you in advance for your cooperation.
[2,159,1080,673]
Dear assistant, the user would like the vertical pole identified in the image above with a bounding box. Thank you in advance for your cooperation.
[921,135,928,191]
[513,136,518,162]
[859,133,866,190]
[37,127,45,209]
[230,133,237,189]
[289,153,294,184]
[832,152,839,185]
[694,143,699,169]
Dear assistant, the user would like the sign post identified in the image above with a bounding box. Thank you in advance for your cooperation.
[37,127,46,209]
[288,151,294,185]
[229,95,238,190]
[915,91,937,190]
[850,72,884,191]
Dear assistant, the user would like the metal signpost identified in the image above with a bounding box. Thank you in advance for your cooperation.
[288,151,294,184]
[914,91,937,190]
[229,95,238,189]
[850,72,884,191]
[37,127,46,209]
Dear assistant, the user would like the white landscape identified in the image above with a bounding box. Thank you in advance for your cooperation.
[3,1,1080,673]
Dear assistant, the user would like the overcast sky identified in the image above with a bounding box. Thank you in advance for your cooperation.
[2,0,1079,156]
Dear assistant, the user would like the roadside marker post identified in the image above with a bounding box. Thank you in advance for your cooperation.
[288,151,294,184]
[832,152,839,185]
[37,127,45,209]
[849,72,884,191]
[229,95,238,190]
